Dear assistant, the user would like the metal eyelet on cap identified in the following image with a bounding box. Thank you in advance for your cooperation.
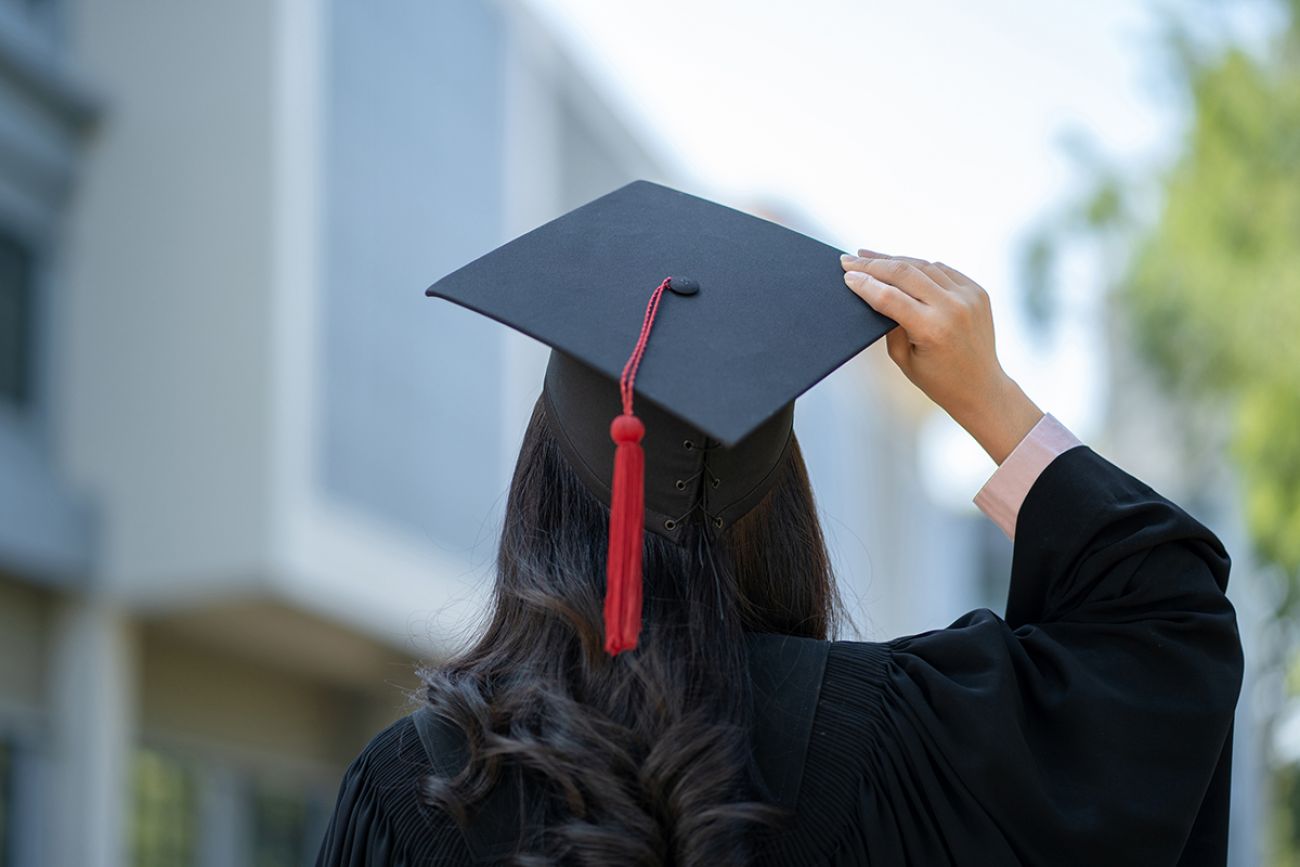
[675,479,686,491]
[664,519,677,530]
[713,516,724,529]
[711,477,720,489]
[683,439,694,450]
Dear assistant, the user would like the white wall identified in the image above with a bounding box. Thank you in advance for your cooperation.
[61,1,279,597]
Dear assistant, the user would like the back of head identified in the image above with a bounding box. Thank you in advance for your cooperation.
[420,394,843,866]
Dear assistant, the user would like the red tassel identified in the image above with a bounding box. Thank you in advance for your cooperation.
[603,277,673,657]
[605,413,645,655]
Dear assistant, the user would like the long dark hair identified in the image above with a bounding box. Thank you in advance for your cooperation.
[420,395,843,865]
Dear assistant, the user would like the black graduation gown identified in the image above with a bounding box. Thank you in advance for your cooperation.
[315,446,1244,866]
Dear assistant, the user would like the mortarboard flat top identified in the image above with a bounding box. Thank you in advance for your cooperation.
[424,180,894,447]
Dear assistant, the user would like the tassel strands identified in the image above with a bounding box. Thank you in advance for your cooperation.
[604,277,673,656]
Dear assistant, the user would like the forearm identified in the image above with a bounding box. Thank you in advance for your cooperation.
[949,374,1044,466]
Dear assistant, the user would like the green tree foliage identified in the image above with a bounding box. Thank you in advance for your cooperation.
[1027,5,1300,858]
[1028,2,1300,606]
[1123,15,1300,598]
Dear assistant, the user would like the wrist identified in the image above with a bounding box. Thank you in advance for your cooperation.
[950,375,1043,465]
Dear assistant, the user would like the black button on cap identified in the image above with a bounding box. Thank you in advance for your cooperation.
[668,277,700,296]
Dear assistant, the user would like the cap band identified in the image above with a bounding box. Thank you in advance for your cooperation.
[543,353,794,538]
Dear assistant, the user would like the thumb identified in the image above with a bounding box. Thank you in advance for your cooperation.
[884,324,911,369]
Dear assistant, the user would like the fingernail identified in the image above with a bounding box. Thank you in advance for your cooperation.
[844,271,865,286]
[840,253,858,263]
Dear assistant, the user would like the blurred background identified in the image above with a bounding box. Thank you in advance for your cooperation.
[0,0,1294,864]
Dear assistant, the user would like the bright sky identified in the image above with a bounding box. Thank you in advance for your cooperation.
[521,0,1264,506]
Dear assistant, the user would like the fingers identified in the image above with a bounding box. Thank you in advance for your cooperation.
[922,259,989,309]
[843,268,928,331]
[926,259,966,282]
[842,254,946,304]
[859,248,961,291]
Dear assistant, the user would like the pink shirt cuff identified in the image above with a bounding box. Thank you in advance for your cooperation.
[973,413,1084,540]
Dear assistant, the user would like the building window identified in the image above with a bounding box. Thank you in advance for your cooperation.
[0,230,35,409]
[130,748,198,867]
[249,782,325,867]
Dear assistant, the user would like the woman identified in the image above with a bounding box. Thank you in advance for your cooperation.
[315,184,1243,866]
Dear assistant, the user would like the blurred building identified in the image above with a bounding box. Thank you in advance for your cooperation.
[0,1,976,866]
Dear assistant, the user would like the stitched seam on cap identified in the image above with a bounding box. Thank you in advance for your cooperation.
[541,383,682,541]
[716,422,795,523]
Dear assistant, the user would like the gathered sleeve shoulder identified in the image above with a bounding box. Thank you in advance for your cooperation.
[797,446,1244,867]
[314,715,474,867]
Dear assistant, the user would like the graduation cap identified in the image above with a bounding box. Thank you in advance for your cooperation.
[424,180,893,656]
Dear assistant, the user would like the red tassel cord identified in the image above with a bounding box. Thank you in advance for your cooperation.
[604,277,672,656]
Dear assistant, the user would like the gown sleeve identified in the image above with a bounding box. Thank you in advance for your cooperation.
[314,715,474,866]
[812,446,1244,867]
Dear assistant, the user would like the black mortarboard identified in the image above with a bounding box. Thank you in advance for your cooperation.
[424,180,893,654]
